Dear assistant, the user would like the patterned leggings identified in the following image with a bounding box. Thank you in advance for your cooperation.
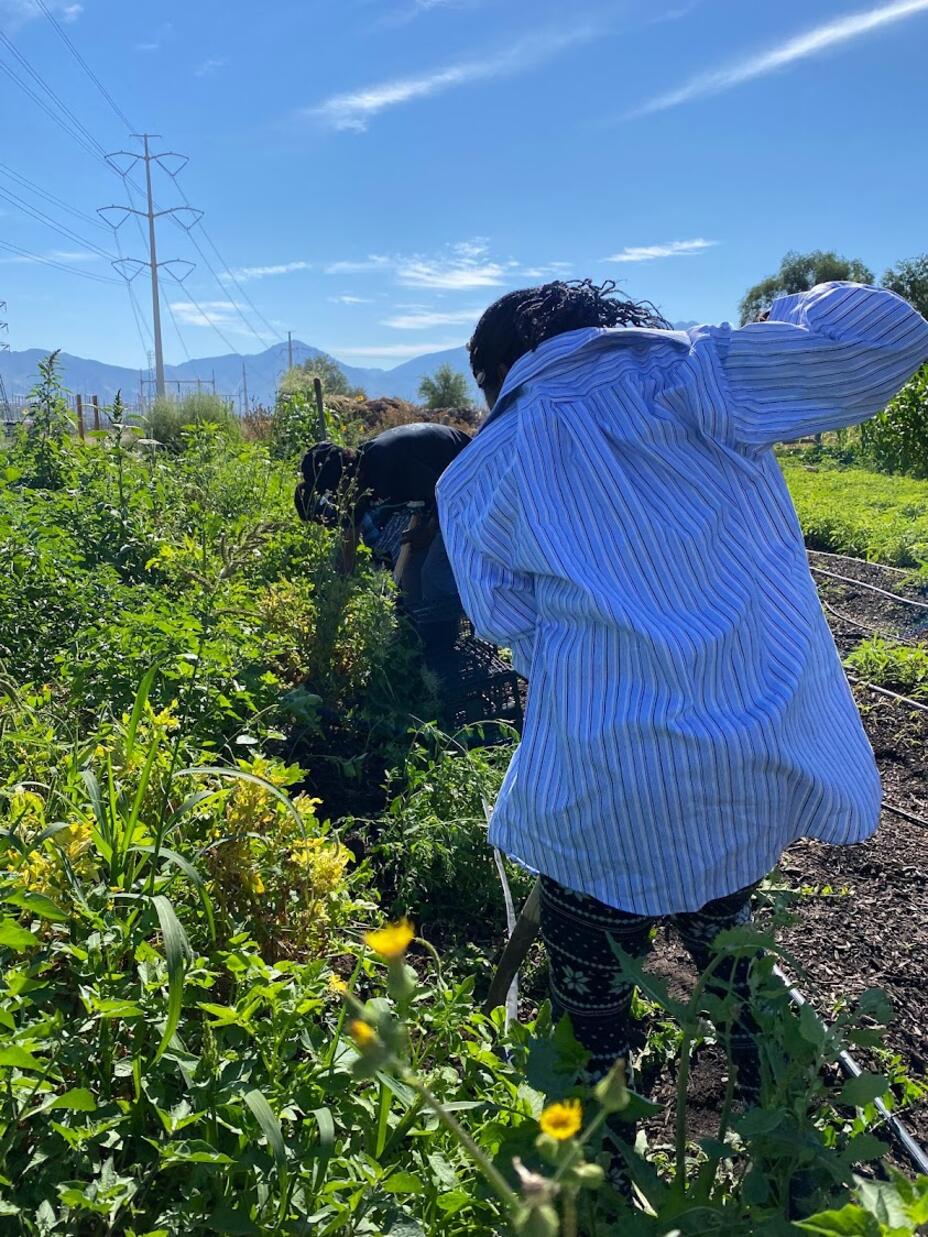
[539,877,760,1084]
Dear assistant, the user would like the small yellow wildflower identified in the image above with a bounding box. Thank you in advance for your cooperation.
[328,975,347,994]
[349,1019,377,1048]
[539,1099,583,1141]
[241,870,266,896]
[364,918,415,959]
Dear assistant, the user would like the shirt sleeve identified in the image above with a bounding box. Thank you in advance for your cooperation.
[436,425,538,651]
[713,282,928,450]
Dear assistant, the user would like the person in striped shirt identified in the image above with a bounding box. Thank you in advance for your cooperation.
[436,278,928,1100]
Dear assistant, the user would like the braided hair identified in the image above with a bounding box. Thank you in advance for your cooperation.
[468,279,671,396]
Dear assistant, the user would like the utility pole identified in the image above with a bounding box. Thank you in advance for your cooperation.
[241,362,249,414]
[287,331,293,370]
[99,138,201,399]
[0,301,10,420]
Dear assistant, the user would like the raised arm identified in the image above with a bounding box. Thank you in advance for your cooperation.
[712,282,928,450]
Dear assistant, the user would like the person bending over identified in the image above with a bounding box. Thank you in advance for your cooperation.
[295,421,471,648]
[436,278,928,1099]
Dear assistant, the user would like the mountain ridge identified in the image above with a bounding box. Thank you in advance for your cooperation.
[0,324,699,408]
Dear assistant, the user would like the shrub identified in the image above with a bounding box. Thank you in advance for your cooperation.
[143,392,240,450]
[859,364,928,479]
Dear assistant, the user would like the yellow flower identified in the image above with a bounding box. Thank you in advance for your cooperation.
[242,870,265,896]
[349,1019,377,1048]
[328,974,347,994]
[539,1099,583,1141]
[364,918,415,960]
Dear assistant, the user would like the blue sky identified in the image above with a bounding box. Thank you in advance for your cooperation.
[1,0,927,372]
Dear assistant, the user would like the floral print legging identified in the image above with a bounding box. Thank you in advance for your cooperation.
[538,876,760,1084]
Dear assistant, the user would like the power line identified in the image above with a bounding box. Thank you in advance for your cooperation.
[0,183,114,259]
[164,296,192,362]
[33,0,136,133]
[0,239,121,284]
[0,55,102,161]
[0,31,108,158]
[0,161,108,231]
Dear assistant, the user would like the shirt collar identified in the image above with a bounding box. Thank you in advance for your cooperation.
[481,324,691,431]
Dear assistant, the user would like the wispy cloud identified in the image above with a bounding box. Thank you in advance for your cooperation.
[171,300,247,330]
[634,0,928,117]
[329,294,373,304]
[324,256,391,274]
[195,56,227,78]
[331,340,466,358]
[324,242,574,291]
[0,0,81,29]
[136,41,160,52]
[396,259,506,290]
[382,308,481,329]
[231,260,312,281]
[605,238,718,263]
[306,23,601,132]
[0,248,99,265]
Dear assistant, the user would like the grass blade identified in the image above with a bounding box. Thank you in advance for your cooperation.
[151,894,193,1063]
[244,1088,286,1167]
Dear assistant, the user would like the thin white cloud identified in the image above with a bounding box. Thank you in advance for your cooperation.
[231,260,312,281]
[634,0,928,116]
[0,0,80,28]
[195,56,227,78]
[382,308,482,329]
[329,294,373,304]
[306,23,601,132]
[171,300,247,330]
[331,340,466,358]
[324,256,391,274]
[0,248,100,265]
[397,259,506,290]
[136,41,160,52]
[605,238,718,263]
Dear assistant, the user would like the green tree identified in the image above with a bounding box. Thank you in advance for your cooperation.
[881,253,928,320]
[739,249,875,324]
[417,363,471,409]
[279,354,365,401]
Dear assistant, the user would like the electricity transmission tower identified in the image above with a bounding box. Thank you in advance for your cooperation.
[99,136,200,397]
[0,301,10,420]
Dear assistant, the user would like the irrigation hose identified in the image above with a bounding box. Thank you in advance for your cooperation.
[772,966,928,1179]
[810,566,928,613]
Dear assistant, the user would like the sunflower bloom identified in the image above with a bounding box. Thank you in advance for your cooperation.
[539,1099,583,1141]
[364,918,415,959]
[349,1019,377,1048]
[328,974,347,994]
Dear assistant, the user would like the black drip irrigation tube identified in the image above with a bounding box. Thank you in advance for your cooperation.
[810,565,928,614]
[773,966,928,1179]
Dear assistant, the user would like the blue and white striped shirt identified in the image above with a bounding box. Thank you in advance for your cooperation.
[437,283,928,915]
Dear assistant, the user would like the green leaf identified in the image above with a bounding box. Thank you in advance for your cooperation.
[381,1172,425,1195]
[151,894,192,1063]
[310,1106,335,1187]
[0,1046,45,1071]
[2,890,68,923]
[49,1088,96,1112]
[0,917,39,952]
[798,1001,827,1050]
[838,1072,890,1108]
[794,1204,880,1235]
[243,1089,286,1167]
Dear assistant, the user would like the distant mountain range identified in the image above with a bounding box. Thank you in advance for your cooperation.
[0,325,699,409]
[0,340,479,407]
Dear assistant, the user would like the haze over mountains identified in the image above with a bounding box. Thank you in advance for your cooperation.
[0,326,698,409]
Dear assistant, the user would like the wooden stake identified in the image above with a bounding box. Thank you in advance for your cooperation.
[75,394,85,441]
[92,394,101,432]
[313,376,327,441]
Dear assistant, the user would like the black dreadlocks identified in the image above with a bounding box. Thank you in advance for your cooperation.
[468,279,671,393]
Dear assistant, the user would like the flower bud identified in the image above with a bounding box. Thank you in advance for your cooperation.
[594,1060,629,1114]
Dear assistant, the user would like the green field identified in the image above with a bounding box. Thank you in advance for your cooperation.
[0,386,926,1234]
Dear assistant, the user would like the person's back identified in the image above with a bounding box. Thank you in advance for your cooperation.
[438,280,928,917]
